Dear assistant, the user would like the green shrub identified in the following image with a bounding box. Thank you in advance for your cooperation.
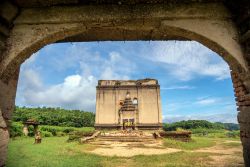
[9,122,23,137]
[191,128,224,134]
[62,128,74,133]
[67,131,94,142]
[40,126,57,136]
[28,126,35,136]
[226,130,240,138]
[41,131,53,137]
[56,132,66,137]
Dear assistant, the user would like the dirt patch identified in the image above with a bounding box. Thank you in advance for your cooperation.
[194,140,243,167]
[88,146,181,157]
[194,140,242,154]
[208,155,244,167]
[83,138,244,167]
[84,141,181,157]
[195,145,241,154]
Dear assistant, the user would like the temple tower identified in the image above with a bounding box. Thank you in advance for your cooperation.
[95,78,162,130]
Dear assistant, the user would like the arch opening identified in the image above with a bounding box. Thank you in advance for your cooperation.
[0,3,249,164]
[3,42,244,166]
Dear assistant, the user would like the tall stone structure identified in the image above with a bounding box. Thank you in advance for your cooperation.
[95,79,162,130]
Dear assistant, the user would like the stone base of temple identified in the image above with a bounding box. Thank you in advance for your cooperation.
[94,123,163,130]
[136,123,163,130]
[94,124,121,130]
[90,130,159,143]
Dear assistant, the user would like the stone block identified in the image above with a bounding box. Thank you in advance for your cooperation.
[0,1,18,24]
[0,127,9,167]
[238,110,250,123]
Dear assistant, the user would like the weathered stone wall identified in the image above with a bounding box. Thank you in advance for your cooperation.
[231,69,250,167]
[226,1,250,166]
[95,79,162,128]
[0,1,18,62]
[0,2,247,82]
[0,68,19,167]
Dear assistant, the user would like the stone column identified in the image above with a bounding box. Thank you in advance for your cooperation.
[231,70,250,166]
[0,68,20,166]
[23,124,29,136]
[0,109,9,167]
[120,111,123,130]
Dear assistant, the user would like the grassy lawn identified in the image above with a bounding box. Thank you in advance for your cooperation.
[6,136,242,167]
[163,137,216,150]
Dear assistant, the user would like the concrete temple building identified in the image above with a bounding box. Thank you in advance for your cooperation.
[95,79,162,130]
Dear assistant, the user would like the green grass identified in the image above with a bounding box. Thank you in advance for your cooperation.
[132,152,214,167]
[191,128,240,139]
[7,137,102,167]
[6,136,242,167]
[40,125,94,133]
[221,141,242,148]
[163,137,216,150]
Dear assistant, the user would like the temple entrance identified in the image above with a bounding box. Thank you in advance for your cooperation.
[119,91,139,130]
[123,119,135,130]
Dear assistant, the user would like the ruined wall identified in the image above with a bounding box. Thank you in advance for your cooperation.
[95,79,162,128]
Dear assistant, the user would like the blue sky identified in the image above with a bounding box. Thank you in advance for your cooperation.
[15,41,237,123]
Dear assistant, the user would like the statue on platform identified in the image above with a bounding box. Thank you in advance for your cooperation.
[34,131,42,144]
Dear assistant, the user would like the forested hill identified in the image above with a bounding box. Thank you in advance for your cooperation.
[164,120,239,131]
[12,106,95,127]
[12,106,239,130]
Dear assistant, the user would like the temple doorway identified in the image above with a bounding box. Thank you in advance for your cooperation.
[123,119,135,130]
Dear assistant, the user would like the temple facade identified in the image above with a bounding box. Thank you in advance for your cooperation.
[95,79,162,130]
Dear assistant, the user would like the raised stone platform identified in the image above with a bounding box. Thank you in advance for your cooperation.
[90,130,158,143]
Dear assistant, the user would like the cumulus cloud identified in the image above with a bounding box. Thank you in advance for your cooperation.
[161,85,195,90]
[195,97,219,105]
[16,44,136,111]
[20,74,97,111]
[146,41,230,81]
[15,41,234,123]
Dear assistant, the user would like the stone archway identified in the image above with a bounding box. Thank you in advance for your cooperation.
[0,1,250,166]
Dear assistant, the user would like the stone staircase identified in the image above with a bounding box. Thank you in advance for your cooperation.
[96,135,155,142]
[89,130,158,143]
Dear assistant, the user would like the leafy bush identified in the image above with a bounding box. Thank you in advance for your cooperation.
[40,125,94,136]
[40,126,57,136]
[62,128,74,133]
[56,132,66,137]
[9,122,23,137]
[41,131,53,137]
[68,131,94,142]
[176,128,187,132]
[226,130,240,138]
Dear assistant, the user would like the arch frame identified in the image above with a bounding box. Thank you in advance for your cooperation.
[1,2,250,166]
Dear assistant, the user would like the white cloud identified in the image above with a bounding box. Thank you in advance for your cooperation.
[161,85,195,90]
[17,73,97,111]
[195,98,218,105]
[16,44,136,111]
[99,51,133,80]
[145,41,230,81]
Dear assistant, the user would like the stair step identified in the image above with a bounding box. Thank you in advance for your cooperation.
[100,136,153,138]
[96,137,156,142]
